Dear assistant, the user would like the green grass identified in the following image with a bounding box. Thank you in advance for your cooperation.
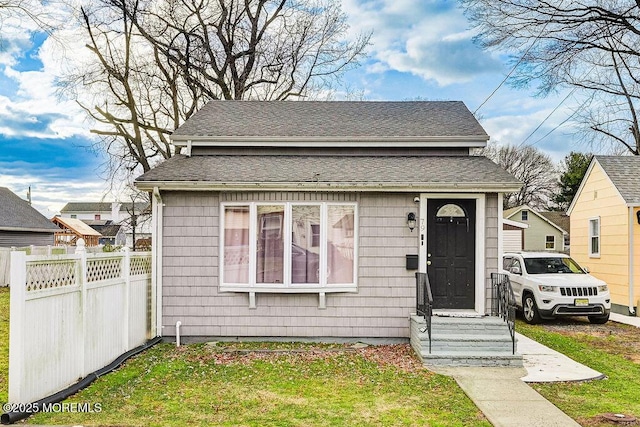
[517,319,640,426]
[21,342,488,427]
[0,287,9,403]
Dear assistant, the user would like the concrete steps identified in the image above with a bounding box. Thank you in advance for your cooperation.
[410,315,523,367]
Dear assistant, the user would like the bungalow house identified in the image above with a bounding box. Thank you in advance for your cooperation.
[135,101,522,365]
[0,187,59,247]
[503,205,568,252]
[567,156,640,316]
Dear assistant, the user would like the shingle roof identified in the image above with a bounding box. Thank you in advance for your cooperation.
[0,187,59,232]
[539,211,570,234]
[60,202,148,213]
[171,101,489,141]
[136,155,520,191]
[595,156,640,204]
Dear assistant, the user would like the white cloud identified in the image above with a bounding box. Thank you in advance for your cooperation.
[343,0,502,86]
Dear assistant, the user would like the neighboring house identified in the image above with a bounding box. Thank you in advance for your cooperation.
[503,205,568,252]
[60,201,151,248]
[502,218,528,252]
[51,217,102,246]
[567,156,640,316]
[135,100,522,361]
[0,187,59,247]
[83,220,126,246]
[539,211,571,250]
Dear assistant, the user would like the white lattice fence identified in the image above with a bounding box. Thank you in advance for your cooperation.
[9,249,154,404]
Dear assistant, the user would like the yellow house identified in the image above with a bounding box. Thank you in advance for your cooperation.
[568,156,640,316]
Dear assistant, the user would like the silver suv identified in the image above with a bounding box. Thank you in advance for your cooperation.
[503,252,611,324]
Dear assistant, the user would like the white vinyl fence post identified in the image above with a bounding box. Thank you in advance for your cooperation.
[122,247,130,352]
[75,239,88,377]
[8,250,26,403]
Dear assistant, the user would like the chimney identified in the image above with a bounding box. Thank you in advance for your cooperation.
[111,202,122,223]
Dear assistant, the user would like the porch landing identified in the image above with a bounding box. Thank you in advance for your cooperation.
[410,315,523,367]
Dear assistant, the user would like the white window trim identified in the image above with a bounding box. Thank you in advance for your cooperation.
[220,202,358,293]
[521,210,528,221]
[545,235,555,250]
[589,217,600,258]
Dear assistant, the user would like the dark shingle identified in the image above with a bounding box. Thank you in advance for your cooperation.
[539,211,570,234]
[171,101,488,140]
[596,156,640,204]
[61,202,148,213]
[136,155,520,189]
[0,187,58,232]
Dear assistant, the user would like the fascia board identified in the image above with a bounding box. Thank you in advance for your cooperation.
[170,135,489,148]
[135,180,522,193]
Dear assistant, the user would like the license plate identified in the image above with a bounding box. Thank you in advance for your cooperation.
[575,298,589,307]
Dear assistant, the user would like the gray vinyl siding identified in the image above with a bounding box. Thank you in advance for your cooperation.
[0,231,55,248]
[161,191,501,338]
[485,193,499,313]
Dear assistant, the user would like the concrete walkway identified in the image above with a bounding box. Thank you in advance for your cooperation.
[434,315,640,426]
[443,366,582,427]
[518,332,604,382]
[611,312,640,327]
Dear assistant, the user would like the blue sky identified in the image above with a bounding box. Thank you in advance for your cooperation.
[0,0,592,216]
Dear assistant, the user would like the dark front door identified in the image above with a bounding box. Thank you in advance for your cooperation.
[427,199,476,309]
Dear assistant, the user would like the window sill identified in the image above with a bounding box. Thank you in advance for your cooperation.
[220,285,358,294]
[220,286,357,309]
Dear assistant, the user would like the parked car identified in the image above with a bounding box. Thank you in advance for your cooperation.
[503,252,611,324]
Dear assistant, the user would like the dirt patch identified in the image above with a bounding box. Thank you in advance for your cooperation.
[539,317,640,363]
[171,343,431,374]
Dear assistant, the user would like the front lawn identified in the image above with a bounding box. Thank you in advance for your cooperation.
[518,318,640,426]
[0,287,9,403]
[25,342,489,426]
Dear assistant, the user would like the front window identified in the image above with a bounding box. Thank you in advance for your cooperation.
[545,235,555,250]
[521,210,528,221]
[221,202,357,290]
[523,257,586,274]
[589,218,600,257]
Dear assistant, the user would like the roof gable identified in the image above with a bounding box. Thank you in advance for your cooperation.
[594,156,640,205]
[503,205,568,234]
[171,101,489,147]
[0,187,59,233]
[566,156,634,215]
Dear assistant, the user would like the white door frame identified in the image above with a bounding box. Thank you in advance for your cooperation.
[418,193,486,315]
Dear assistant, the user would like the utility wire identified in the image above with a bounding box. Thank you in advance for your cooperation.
[518,88,577,147]
[473,1,563,115]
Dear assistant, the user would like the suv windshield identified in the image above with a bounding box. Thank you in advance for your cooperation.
[523,257,586,274]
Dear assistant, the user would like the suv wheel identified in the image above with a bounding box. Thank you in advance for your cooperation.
[588,313,609,324]
[523,294,542,324]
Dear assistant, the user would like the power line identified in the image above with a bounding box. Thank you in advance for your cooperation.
[473,1,563,115]
[518,88,577,147]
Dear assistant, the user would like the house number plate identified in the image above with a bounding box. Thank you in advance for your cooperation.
[574,298,589,307]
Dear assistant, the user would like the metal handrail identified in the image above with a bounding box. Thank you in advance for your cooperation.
[416,272,433,354]
[491,272,517,354]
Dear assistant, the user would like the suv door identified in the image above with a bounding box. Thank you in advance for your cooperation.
[506,257,525,306]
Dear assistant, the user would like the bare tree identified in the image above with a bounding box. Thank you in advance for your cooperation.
[1,0,49,31]
[462,0,640,155]
[482,143,558,210]
[66,0,370,179]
